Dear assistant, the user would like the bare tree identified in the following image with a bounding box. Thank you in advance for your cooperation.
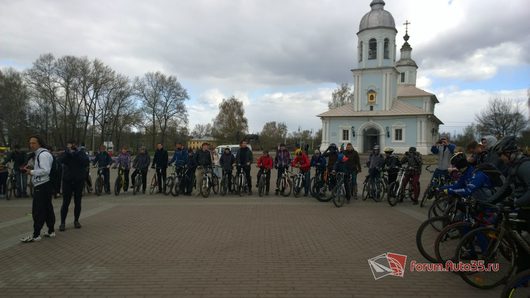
[135,72,189,147]
[191,123,213,138]
[0,68,30,146]
[328,83,354,109]
[475,98,527,138]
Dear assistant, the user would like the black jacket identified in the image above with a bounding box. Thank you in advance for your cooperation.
[152,148,168,169]
[133,152,151,170]
[3,150,27,169]
[195,150,212,167]
[60,148,90,181]
[219,153,235,171]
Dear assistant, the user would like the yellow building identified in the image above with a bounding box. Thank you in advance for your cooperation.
[187,137,216,151]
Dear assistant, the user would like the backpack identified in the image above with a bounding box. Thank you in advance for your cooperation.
[37,150,60,186]
[474,163,504,187]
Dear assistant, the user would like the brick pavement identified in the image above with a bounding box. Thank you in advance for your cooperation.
[0,190,501,297]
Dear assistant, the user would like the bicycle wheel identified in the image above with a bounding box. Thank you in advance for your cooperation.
[387,182,399,206]
[149,175,158,195]
[5,177,13,200]
[258,175,265,197]
[332,185,346,208]
[416,216,452,263]
[200,177,210,198]
[428,195,455,219]
[171,176,180,196]
[361,182,368,201]
[372,180,385,202]
[280,176,292,197]
[133,176,141,195]
[114,177,121,196]
[220,177,227,196]
[455,227,516,289]
[212,175,219,194]
[434,221,473,263]
[95,177,103,196]
[293,176,301,198]
[164,177,174,196]
[501,268,530,298]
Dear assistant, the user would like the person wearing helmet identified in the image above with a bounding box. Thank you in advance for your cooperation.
[310,149,327,187]
[323,143,339,190]
[400,147,423,204]
[235,140,253,195]
[291,148,311,196]
[219,147,235,193]
[257,150,273,195]
[274,143,291,195]
[383,147,401,186]
[366,145,385,188]
[441,152,498,201]
[343,143,361,200]
[489,136,530,272]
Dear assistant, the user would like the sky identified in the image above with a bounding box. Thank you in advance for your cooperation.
[1,0,529,135]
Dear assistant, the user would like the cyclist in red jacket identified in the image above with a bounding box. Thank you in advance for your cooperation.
[257,150,274,195]
[291,149,311,196]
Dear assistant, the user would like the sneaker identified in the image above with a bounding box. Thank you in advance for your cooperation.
[43,231,56,238]
[59,224,65,232]
[20,235,41,243]
[74,221,82,229]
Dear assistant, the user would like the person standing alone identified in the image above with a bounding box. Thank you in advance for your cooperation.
[21,135,56,242]
[59,140,89,231]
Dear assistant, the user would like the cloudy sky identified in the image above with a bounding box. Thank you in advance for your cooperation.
[1,0,529,135]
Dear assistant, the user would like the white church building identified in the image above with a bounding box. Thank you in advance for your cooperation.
[318,0,442,154]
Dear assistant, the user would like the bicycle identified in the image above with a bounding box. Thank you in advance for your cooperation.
[454,202,530,289]
[420,165,452,207]
[362,168,386,202]
[149,169,159,195]
[94,166,105,196]
[132,169,143,195]
[330,172,351,208]
[220,168,233,196]
[84,170,92,195]
[200,166,216,198]
[257,168,270,197]
[113,166,126,196]
[235,165,249,196]
[387,166,414,206]
[311,168,330,202]
[164,165,178,196]
[277,168,292,197]
[291,169,306,198]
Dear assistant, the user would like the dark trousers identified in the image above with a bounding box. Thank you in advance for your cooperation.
[102,168,111,193]
[32,182,55,237]
[257,169,271,192]
[0,172,7,195]
[15,169,28,196]
[61,179,83,224]
[156,168,167,192]
[237,166,252,191]
[185,168,195,194]
[387,169,399,185]
[132,169,148,192]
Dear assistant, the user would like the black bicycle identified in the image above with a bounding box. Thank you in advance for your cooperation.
[257,168,270,197]
[330,172,352,208]
[311,168,330,202]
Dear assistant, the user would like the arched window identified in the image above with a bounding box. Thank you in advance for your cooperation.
[384,38,389,59]
[368,38,377,60]
[359,41,363,62]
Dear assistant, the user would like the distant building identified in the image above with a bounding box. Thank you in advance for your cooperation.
[187,137,216,151]
[318,0,443,154]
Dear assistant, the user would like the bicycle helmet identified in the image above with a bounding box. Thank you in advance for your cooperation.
[383,147,394,153]
[492,136,519,154]
[294,148,302,155]
[314,149,321,154]
[328,143,337,152]
[373,145,380,151]
[408,147,417,153]
[450,152,468,170]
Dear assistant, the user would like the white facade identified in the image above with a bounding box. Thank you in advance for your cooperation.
[318,0,442,154]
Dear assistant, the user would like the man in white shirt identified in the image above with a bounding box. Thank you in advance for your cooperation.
[20,135,56,243]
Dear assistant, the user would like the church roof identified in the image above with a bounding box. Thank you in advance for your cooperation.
[397,85,439,103]
[358,0,396,33]
[317,100,443,124]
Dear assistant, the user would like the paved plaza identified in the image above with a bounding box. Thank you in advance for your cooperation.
[0,179,503,298]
